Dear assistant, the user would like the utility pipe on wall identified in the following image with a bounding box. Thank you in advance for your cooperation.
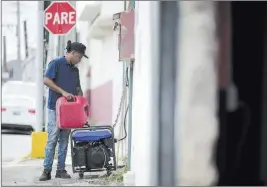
[16,1,22,77]
[157,2,179,185]
[23,21,29,59]
[3,36,7,72]
[127,60,134,170]
[126,0,135,171]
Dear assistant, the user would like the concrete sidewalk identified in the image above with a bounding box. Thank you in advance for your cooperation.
[2,159,124,186]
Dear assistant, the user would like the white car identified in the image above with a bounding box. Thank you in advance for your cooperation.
[2,81,36,98]
[2,96,37,131]
[2,81,36,130]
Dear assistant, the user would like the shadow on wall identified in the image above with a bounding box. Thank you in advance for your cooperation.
[216,2,266,186]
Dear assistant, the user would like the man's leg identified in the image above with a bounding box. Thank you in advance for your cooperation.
[55,129,71,178]
[39,110,60,181]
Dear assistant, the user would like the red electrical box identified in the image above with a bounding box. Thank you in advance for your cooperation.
[117,9,135,62]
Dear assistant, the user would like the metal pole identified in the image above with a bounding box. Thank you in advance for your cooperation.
[35,1,44,132]
[157,1,179,186]
[57,36,60,56]
[127,60,134,170]
[3,36,7,72]
[23,20,29,59]
[61,36,66,56]
[16,1,21,76]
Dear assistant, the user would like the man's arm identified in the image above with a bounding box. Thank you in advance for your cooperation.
[44,60,64,94]
[44,77,65,94]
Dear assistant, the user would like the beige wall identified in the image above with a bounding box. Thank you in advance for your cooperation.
[130,1,219,185]
[177,1,218,185]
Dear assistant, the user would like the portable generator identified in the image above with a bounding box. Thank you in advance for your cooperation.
[70,125,117,179]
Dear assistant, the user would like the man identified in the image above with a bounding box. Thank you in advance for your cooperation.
[39,41,88,181]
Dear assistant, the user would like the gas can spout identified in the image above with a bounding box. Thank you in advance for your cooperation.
[83,122,90,128]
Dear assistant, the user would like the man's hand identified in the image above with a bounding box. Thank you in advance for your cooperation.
[62,91,74,100]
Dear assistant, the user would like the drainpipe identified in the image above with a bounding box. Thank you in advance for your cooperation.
[156,2,179,185]
[127,59,134,170]
[121,0,127,163]
[126,0,135,171]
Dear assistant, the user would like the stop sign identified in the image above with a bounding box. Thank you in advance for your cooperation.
[44,2,76,35]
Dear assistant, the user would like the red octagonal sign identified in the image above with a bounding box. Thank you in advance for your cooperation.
[44,1,76,35]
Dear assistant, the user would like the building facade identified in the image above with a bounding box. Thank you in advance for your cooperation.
[77,1,218,185]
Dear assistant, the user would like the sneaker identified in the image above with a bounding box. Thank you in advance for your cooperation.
[39,169,52,181]
[55,169,71,179]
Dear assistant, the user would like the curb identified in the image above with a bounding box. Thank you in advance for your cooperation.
[123,171,135,186]
[14,153,32,164]
[3,152,35,167]
[3,157,30,167]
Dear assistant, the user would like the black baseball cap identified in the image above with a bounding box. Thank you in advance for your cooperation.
[68,42,88,59]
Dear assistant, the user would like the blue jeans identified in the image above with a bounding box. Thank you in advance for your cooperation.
[43,110,71,170]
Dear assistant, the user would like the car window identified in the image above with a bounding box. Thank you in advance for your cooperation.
[2,98,35,108]
[2,84,36,98]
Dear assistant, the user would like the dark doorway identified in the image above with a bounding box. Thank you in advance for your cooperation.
[216,2,267,185]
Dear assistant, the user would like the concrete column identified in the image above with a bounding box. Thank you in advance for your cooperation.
[176,1,218,185]
[127,1,160,185]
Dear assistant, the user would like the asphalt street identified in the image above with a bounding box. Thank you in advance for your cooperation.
[2,159,124,186]
[1,131,124,186]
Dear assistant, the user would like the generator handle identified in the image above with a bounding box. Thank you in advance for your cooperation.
[70,125,114,137]
[70,125,115,143]
[71,125,113,134]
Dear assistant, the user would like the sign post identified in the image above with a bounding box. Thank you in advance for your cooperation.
[44,1,76,35]
[35,1,44,132]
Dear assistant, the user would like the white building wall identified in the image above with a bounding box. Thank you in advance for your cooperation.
[88,33,126,149]
[76,1,91,92]
[130,2,156,185]
[77,1,128,161]
[76,33,90,93]
[100,1,125,16]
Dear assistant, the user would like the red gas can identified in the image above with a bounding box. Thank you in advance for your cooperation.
[56,96,90,129]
